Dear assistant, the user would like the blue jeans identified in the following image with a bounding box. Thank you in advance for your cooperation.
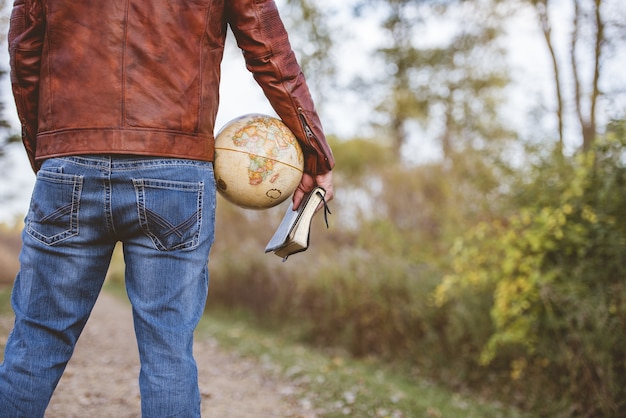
[0,155,216,417]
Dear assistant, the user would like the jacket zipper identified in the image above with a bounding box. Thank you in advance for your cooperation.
[297,107,315,147]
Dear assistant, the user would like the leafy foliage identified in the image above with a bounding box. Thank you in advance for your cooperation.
[436,125,626,415]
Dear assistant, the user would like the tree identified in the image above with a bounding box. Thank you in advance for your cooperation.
[528,0,624,152]
[353,0,515,162]
[280,0,338,109]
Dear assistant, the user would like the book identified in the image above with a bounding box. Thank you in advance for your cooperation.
[265,187,330,261]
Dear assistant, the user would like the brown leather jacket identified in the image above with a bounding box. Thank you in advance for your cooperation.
[8,0,334,174]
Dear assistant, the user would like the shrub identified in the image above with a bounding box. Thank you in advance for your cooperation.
[436,131,626,415]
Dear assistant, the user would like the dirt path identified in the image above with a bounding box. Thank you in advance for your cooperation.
[40,291,315,418]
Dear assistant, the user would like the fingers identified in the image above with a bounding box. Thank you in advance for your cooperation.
[292,173,313,210]
[315,171,334,203]
[292,171,334,210]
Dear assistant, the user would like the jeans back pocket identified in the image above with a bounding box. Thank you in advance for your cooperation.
[133,178,204,251]
[27,170,83,246]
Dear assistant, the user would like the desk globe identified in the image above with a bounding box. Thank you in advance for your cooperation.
[214,114,304,209]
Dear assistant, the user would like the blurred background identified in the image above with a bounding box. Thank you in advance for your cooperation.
[1,0,625,416]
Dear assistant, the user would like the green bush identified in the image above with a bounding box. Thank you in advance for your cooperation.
[436,129,626,415]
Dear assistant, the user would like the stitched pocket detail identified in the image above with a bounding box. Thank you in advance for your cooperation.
[26,170,83,246]
[133,178,204,251]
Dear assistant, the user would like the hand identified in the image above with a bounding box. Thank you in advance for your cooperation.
[292,170,334,210]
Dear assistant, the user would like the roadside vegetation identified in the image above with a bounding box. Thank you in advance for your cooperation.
[203,121,626,417]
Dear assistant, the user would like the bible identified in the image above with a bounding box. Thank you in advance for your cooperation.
[265,187,330,261]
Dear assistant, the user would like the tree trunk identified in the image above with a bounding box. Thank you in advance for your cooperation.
[535,0,565,154]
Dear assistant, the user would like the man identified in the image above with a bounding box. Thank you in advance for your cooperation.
[0,0,334,416]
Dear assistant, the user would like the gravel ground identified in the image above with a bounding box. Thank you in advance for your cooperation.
[2,292,315,418]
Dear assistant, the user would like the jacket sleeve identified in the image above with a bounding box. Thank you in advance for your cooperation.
[226,0,334,175]
[8,0,46,172]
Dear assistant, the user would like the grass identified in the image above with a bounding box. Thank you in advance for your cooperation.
[197,306,529,418]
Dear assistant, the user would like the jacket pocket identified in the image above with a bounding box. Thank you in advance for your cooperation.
[133,178,204,251]
[27,170,83,246]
